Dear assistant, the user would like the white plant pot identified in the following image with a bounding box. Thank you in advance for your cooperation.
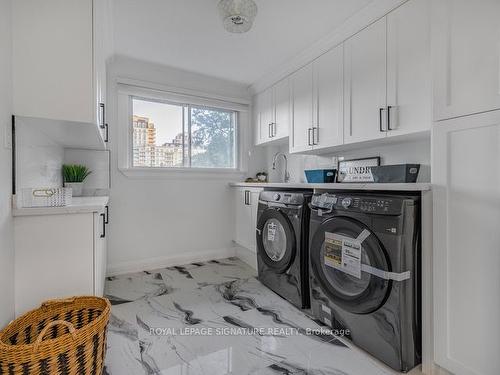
[65,182,83,197]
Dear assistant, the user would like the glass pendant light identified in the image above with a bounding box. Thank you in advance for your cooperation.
[217,0,258,33]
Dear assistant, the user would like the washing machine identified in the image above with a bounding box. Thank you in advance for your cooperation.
[309,191,421,372]
[256,190,312,309]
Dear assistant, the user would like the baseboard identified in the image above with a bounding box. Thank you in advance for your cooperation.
[234,244,257,271]
[107,247,237,276]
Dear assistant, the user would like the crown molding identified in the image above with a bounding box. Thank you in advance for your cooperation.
[248,0,408,96]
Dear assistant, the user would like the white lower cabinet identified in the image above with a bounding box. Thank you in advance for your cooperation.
[433,110,500,375]
[234,187,262,252]
[14,208,108,316]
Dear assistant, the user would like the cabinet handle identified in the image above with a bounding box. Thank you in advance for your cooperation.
[99,103,105,129]
[100,213,106,238]
[268,123,272,138]
[105,205,109,224]
[245,190,251,205]
[307,128,312,146]
[312,127,319,145]
[387,106,393,131]
[104,123,109,143]
[379,108,386,132]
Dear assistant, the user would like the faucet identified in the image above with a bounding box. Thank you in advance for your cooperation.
[272,152,290,183]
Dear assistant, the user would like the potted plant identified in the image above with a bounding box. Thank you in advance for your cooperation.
[62,164,92,197]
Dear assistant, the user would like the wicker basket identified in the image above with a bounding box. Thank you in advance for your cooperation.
[0,296,111,375]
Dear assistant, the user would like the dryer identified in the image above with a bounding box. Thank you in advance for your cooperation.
[309,191,421,372]
[256,190,312,309]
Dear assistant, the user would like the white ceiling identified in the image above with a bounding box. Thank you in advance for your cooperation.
[112,0,372,86]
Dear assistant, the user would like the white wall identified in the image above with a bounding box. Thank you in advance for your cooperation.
[0,0,14,327]
[265,138,431,183]
[106,57,263,274]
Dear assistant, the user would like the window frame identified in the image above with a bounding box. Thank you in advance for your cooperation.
[117,83,249,178]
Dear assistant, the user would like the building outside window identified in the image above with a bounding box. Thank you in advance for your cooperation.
[131,97,237,169]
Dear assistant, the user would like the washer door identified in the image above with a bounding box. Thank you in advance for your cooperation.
[310,216,391,314]
[256,208,296,273]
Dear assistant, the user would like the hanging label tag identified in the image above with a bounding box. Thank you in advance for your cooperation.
[324,232,362,279]
[267,222,277,242]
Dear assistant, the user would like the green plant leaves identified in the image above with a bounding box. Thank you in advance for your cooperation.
[62,164,92,183]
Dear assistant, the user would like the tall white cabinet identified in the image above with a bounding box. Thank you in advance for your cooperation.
[433,110,500,375]
[12,0,111,143]
[432,0,500,121]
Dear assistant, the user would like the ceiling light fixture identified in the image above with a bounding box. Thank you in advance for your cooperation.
[217,0,258,33]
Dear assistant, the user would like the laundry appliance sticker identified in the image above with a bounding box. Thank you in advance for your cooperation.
[267,222,277,242]
[324,232,362,279]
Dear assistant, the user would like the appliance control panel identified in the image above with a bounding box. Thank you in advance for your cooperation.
[311,193,404,215]
[259,191,310,206]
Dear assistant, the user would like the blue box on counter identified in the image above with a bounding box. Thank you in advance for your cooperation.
[304,169,337,183]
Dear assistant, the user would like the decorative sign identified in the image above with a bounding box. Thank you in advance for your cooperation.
[337,157,380,183]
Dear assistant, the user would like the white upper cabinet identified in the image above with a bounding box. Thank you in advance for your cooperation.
[273,78,290,140]
[433,0,500,121]
[312,45,344,150]
[344,17,387,144]
[13,0,110,143]
[255,79,290,145]
[386,0,431,136]
[258,87,274,143]
[289,45,343,153]
[290,64,314,153]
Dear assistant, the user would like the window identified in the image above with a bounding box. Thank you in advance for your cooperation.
[131,97,237,169]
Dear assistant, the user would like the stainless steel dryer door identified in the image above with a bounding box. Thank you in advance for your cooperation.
[310,216,391,314]
[256,208,296,273]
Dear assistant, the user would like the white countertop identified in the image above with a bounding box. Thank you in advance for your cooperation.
[13,196,109,217]
[229,182,431,191]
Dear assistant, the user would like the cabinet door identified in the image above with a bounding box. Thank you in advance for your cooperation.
[433,110,500,375]
[235,189,253,250]
[93,0,109,140]
[12,0,94,124]
[433,0,500,121]
[386,0,431,136]
[93,210,107,297]
[260,88,274,143]
[290,64,314,153]
[253,94,262,145]
[313,45,344,150]
[344,18,387,144]
[249,191,261,252]
[14,213,94,315]
[274,78,290,140]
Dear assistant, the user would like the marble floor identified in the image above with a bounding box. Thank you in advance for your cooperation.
[103,257,411,375]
